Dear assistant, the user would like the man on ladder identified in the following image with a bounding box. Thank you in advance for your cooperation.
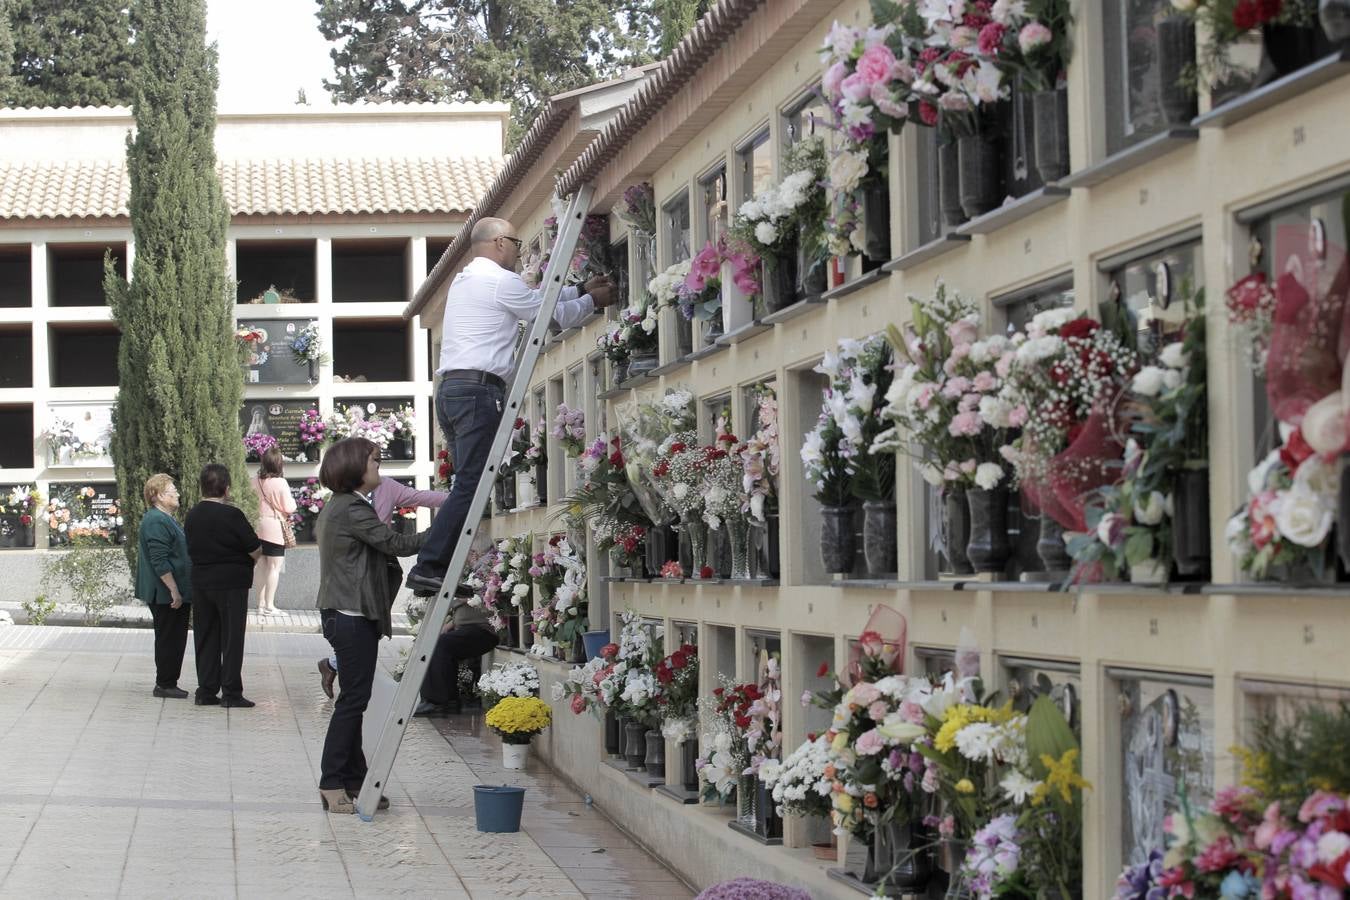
[356,191,602,820]
[404,215,614,599]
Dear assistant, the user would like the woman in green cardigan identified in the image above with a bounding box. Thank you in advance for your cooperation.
[135,473,193,699]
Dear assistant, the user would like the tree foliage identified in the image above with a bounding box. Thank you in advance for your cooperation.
[0,0,16,101]
[314,0,704,144]
[107,0,253,571]
[3,0,134,107]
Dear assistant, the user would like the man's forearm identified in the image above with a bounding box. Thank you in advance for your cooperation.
[159,572,180,597]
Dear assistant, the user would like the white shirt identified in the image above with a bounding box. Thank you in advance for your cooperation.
[436,256,595,380]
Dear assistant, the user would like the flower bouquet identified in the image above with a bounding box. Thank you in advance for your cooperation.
[326,405,395,452]
[243,431,278,461]
[288,322,328,367]
[654,642,699,738]
[596,518,646,574]
[695,664,783,826]
[618,182,657,236]
[1168,0,1319,95]
[679,241,724,335]
[730,137,828,306]
[553,646,622,718]
[527,534,588,659]
[702,431,752,579]
[435,448,451,488]
[1,485,44,540]
[297,408,325,455]
[551,403,586,458]
[653,432,713,577]
[41,417,108,464]
[476,659,540,710]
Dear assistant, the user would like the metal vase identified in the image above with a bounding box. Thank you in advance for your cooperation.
[861,180,891,262]
[1037,514,1073,575]
[765,240,799,313]
[957,131,1001,219]
[1260,18,1321,83]
[938,137,965,230]
[863,820,931,889]
[966,486,1011,574]
[628,351,659,378]
[1156,15,1198,125]
[1172,467,1211,579]
[534,462,547,505]
[862,500,898,576]
[1031,87,1070,183]
[753,778,783,840]
[680,738,699,791]
[624,720,647,769]
[644,729,665,778]
[604,709,621,756]
[820,504,857,575]
[942,488,975,576]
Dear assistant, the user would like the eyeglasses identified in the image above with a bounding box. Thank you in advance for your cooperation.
[498,235,524,251]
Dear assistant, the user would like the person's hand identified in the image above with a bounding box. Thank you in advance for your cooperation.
[441,621,455,635]
[584,275,616,308]
[170,590,183,609]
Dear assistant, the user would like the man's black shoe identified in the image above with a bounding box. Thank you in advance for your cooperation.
[153,685,189,699]
[221,696,256,708]
[194,694,220,706]
[413,700,462,717]
[406,572,476,598]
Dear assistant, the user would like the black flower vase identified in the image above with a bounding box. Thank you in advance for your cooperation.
[20,523,34,547]
[644,730,665,778]
[534,462,547,505]
[861,180,891,262]
[1156,15,1198,125]
[938,137,966,230]
[680,738,699,791]
[862,500,898,576]
[1037,514,1073,575]
[304,443,320,462]
[1172,467,1212,579]
[604,709,621,756]
[942,488,974,575]
[863,821,931,889]
[958,131,1001,219]
[758,511,781,579]
[1323,0,1350,43]
[624,720,647,769]
[766,239,799,313]
[1031,87,1069,183]
[753,778,783,840]
[676,316,694,357]
[820,504,857,574]
[1259,3,1322,85]
[966,487,1011,573]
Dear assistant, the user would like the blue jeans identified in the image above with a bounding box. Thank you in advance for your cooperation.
[319,609,380,791]
[410,377,504,579]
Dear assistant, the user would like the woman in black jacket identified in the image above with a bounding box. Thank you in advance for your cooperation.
[315,437,425,814]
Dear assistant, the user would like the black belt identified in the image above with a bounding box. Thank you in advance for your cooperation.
[441,369,506,390]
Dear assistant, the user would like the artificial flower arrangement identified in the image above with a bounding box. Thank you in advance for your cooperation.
[476,659,540,710]
[654,641,700,738]
[1068,294,1209,584]
[0,485,44,527]
[297,408,326,448]
[612,608,665,728]
[679,241,725,328]
[729,136,829,282]
[499,416,533,478]
[325,404,397,451]
[992,307,1140,535]
[702,429,754,576]
[1168,0,1319,93]
[660,561,684,579]
[649,259,693,314]
[618,182,657,236]
[289,477,332,531]
[559,431,649,559]
[1227,270,1277,369]
[552,402,587,457]
[618,388,697,530]
[801,334,895,508]
[473,532,534,633]
[234,325,265,351]
[243,431,278,460]
[1115,701,1350,900]
[595,517,647,572]
[526,417,547,469]
[41,417,108,462]
[484,696,552,745]
[760,733,836,821]
[570,214,611,281]
[741,384,782,526]
[288,322,328,365]
[553,643,621,717]
[652,430,716,577]
[435,448,452,488]
[694,662,784,804]
[872,283,1011,493]
[597,300,660,368]
[45,486,124,545]
[526,533,588,658]
[389,404,416,440]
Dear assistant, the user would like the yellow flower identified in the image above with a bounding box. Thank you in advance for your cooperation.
[834,793,854,813]
[1040,748,1091,804]
[934,702,1017,753]
[485,696,552,736]
[1233,746,1272,795]
[831,731,850,753]
[955,778,975,794]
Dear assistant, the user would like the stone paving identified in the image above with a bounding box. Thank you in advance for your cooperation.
[0,626,696,899]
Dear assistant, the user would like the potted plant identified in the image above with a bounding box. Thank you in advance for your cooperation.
[476,659,540,711]
[485,696,551,769]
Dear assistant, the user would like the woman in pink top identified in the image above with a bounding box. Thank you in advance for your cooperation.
[250,446,297,616]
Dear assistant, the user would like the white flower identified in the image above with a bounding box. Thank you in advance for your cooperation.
[1248,448,1283,496]
[999,771,1042,805]
[1132,366,1166,397]
[512,583,531,599]
[1171,0,1196,10]
[1162,369,1183,391]
[1029,306,1076,334]
[974,463,1005,490]
[978,395,1013,429]
[1133,491,1166,526]
[1316,831,1350,864]
[1015,335,1062,363]
[827,149,869,194]
[919,462,943,486]
[754,221,778,246]
[672,482,689,500]
[1158,342,1188,370]
[1294,455,1341,499]
[1273,486,1334,548]
[991,0,1027,24]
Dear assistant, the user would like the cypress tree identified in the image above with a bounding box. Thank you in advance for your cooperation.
[4,0,134,107]
[0,1,15,101]
[107,0,253,570]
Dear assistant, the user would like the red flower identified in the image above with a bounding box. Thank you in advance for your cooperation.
[699,565,713,579]
[609,451,624,467]
[1310,850,1350,888]
[858,630,884,656]
[513,417,526,429]
[569,693,587,715]
[717,433,739,444]
[438,462,451,480]
[816,661,830,678]
[734,714,752,729]
[670,652,687,670]
[1279,427,1315,473]
[437,449,449,460]
[656,665,673,685]
[744,684,761,701]
[653,460,670,478]
[1057,316,1099,342]
[669,442,686,454]
[19,514,31,526]
[599,642,620,659]
[918,101,939,127]
[976,22,1005,55]
[713,687,724,697]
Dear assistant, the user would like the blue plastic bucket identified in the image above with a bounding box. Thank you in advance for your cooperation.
[473,784,526,833]
[582,629,611,661]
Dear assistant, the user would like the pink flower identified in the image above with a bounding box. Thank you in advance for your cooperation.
[850,681,881,707]
[959,393,980,412]
[856,44,897,85]
[822,60,849,99]
[1018,22,1053,54]
[977,22,1006,55]
[941,376,972,398]
[959,459,976,474]
[1008,404,1028,427]
[1300,791,1347,823]
[855,728,886,755]
[840,72,871,103]
[947,318,979,346]
[915,384,937,410]
[972,371,998,392]
[870,82,908,118]
[949,411,983,437]
[685,242,721,292]
[569,693,587,715]
[918,100,939,127]
[995,351,1015,378]
[867,700,890,721]
[939,815,956,837]
[1192,834,1241,873]
[900,700,926,724]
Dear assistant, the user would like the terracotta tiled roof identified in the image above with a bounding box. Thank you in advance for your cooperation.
[0,156,502,220]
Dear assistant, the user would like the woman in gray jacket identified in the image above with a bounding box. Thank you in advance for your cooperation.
[314,437,425,814]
